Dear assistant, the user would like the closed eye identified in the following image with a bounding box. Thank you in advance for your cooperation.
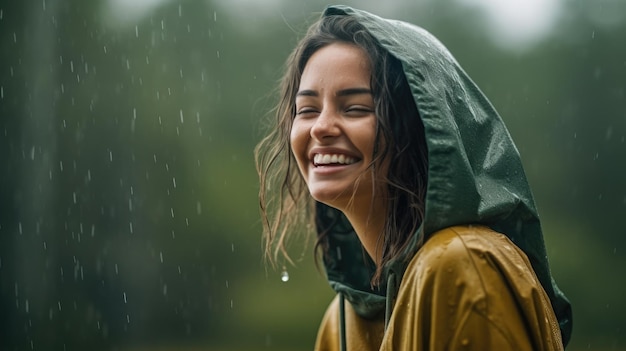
[295,108,319,117]
[345,106,373,117]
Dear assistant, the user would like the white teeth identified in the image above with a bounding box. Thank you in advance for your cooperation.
[313,153,356,165]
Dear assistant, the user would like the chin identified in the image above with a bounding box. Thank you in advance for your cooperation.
[309,187,352,210]
[310,192,341,207]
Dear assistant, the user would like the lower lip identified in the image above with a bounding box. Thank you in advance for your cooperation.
[311,163,355,175]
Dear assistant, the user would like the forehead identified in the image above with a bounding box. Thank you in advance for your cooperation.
[299,42,371,91]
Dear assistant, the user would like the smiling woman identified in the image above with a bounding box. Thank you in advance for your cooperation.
[291,43,386,261]
[255,5,572,351]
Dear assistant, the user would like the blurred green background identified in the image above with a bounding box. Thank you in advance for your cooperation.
[0,0,624,350]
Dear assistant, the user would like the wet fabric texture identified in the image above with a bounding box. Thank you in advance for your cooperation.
[316,226,564,350]
[312,5,572,350]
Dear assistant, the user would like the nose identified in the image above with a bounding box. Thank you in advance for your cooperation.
[310,108,341,141]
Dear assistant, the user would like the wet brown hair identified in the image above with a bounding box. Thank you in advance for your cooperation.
[255,13,428,284]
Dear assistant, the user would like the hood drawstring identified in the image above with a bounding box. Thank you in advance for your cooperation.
[339,292,347,351]
[338,272,398,350]
[384,272,397,330]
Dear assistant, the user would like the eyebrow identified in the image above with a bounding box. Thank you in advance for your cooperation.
[295,87,372,97]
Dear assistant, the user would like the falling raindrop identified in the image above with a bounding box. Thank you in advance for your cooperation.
[280,267,289,282]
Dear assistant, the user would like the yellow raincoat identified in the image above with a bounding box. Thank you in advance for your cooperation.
[315,226,563,350]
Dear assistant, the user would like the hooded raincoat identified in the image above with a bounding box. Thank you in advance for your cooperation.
[312,5,572,351]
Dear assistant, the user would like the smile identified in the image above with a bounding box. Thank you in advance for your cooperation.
[313,153,358,166]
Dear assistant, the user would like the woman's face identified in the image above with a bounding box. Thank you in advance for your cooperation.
[290,42,380,212]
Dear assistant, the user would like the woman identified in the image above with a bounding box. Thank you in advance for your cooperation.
[255,5,572,350]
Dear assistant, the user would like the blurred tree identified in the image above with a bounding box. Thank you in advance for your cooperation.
[1,0,624,350]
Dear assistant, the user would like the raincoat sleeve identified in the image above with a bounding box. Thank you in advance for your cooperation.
[381,226,564,351]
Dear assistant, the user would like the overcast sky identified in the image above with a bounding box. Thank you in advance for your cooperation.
[104,0,565,51]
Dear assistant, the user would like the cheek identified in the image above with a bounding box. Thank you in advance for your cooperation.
[289,124,299,155]
[289,122,308,165]
[355,119,378,156]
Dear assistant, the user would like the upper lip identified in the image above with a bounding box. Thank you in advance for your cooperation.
[308,147,360,163]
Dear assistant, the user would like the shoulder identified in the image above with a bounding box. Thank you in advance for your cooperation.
[415,225,531,271]
[401,225,539,297]
[421,225,519,257]
[385,225,563,350]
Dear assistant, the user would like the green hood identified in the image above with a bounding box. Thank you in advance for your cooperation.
[316,5,572,346]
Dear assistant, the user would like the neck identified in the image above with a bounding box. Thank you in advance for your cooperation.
[342,196,387,265]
